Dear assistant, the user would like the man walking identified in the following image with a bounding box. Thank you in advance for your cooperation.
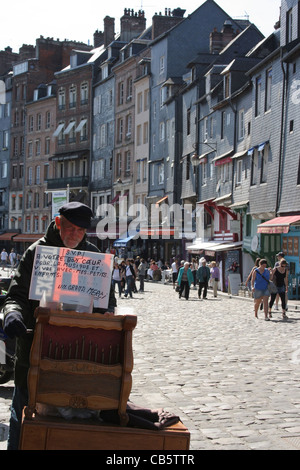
[197,258,211,299]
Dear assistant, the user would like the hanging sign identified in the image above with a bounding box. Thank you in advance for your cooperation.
[29,245,113,310]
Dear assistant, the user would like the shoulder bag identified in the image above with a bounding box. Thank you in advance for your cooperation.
[257,269,277,294]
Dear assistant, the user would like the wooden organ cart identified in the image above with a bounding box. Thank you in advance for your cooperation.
[19,307,190,450]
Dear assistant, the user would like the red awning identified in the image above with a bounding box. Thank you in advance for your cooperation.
[0,232,19,241]
[257,216,300,234]
[13,234,44,242]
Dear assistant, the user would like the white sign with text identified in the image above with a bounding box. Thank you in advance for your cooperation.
[29,245,114,310]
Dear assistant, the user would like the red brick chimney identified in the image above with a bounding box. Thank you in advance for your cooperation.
[120,9,146,42]
[210,20,238,54]
[152,7,185,39]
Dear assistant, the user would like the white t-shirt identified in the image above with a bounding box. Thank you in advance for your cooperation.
[171,262,177,273]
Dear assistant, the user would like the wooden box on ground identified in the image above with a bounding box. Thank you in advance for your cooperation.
[20,414,190,450]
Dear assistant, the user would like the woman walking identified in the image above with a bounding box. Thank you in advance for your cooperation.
[251,259,272,320]
[210,261,220,297]
[177,262,194,300]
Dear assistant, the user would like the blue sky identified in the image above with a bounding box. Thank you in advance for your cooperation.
[2,0,281,52]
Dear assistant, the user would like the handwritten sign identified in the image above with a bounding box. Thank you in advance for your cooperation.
[29,246,114,310]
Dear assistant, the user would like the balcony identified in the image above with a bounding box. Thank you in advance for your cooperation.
[47,176,89,190]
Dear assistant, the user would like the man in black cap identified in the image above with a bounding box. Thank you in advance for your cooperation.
[1,202,116,450]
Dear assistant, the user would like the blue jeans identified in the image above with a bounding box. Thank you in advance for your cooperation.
[7,386,28,450]
[112,279,122,296]
[125,275,133,297]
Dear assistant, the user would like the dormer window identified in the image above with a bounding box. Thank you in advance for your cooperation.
[224,74,230,99]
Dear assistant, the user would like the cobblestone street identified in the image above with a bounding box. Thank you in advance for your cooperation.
[1,281,300,450]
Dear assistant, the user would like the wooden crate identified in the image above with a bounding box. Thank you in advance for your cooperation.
[20,414,190,450]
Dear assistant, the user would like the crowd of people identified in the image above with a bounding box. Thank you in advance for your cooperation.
[112,251,292,318]
[111,255,221,301]
[0,248,21,268]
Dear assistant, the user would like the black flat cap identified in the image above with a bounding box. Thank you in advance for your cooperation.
[59,202,93,228]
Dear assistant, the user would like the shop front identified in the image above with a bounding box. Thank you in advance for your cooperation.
[257,215,300,273]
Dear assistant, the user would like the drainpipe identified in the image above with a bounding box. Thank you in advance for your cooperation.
[276,47,287,215]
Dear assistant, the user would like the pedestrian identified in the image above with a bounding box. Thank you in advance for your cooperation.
[177,261,194,300]
[269,258,289,320]
[190,258,198,288]
[171,258,178,289]
[210,261,220,297]
[9,248,16,267]
[197,258,210,299]
[274,251,288,311]
[112,261,122,297]
[1,248,8,266]
[251,258,272,320]
[138,258,147,292]
[124,258,135,298]
[1,201,117,450]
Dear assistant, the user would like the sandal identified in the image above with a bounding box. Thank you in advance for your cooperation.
[282,313,288,320]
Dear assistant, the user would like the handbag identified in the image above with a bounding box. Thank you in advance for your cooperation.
[257,270,277,294]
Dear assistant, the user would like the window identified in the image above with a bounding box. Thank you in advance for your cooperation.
[143,122,149,144]
[144,89,149,111]
[45,111,51,129]
[28,141,33,158]
[58,88,65,110]
[36,113,42,130]
[265,68,272,112]
[116,153,122,177]
[221,111,226,140]
[3,130,9,148]
[286,8,293,43]
[290,119,294,133]
[236,160,242,185]
[203,117,208,142]
[80,82,88,105]
[201,162,207,185]
[118,82,124,105]
[238,109,245,140]
[126,114,132,138]
[159,122,165,142]
[224,74,230,98]
[250,150,258,185]
[34,193,39,210]
[69,85,76,108]
[260,146,268,183]
[35,165,41,185]
[80,121,87,141]
[125,151,131,176]
[68,121,76,144]
[158,164,164,184]
[255,76,262,117]
[29,115,34,132]
[28,167,33,185]
[35,139,41,156]
[186,158,190,181]
[126,77,132,101]
[137,92,143,113]
[159,56,165,75]
[187,108,191,135]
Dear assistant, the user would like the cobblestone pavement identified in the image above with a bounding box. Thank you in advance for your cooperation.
[1,281,300,450]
